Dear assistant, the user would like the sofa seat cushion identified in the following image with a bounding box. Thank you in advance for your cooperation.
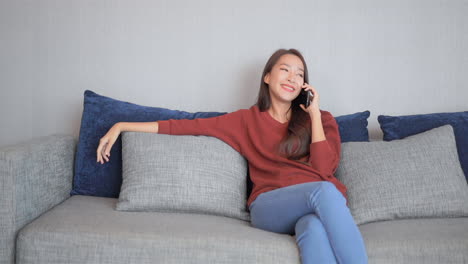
[360,217,468,264]
[16,195,300,264]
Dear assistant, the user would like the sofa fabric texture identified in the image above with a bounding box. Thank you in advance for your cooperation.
[17,195,468,264]
[17,196,300,264]
[336,125,468,225]
[0,135,76,264]
[117,132,250,221]
[378,111,468,182]
[359,217,468,263]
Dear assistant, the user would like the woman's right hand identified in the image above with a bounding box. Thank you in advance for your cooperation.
[97,123,122,164]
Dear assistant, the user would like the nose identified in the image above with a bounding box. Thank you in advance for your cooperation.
[288,72,297,84]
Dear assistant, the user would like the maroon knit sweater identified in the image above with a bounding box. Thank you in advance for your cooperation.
[158,105,347,207]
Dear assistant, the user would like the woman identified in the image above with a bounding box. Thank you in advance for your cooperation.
[96,48,368,264]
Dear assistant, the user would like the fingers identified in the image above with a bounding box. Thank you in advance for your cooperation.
[97,138,112,164]
[302,83,316,92]
[102,144,109,162]
[302,83,319,102]
[96,140,104,164]
[104,140,114,158]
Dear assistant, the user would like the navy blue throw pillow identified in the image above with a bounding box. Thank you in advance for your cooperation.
[72,90,228,198]
[378,111,468,182]
[335,110,371,142]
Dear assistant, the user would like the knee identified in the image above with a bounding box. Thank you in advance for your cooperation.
[295,214,323,235]
[316,182,345,202]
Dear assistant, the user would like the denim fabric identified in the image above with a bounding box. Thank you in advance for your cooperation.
[249,181,368,264]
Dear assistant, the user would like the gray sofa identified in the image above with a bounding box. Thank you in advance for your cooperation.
[2,125,468,264]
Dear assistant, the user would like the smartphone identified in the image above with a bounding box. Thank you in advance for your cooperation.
[298,89,314,107]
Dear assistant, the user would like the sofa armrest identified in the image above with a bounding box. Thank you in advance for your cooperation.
[0,134,76,264]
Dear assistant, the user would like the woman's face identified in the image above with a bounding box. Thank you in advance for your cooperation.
[264,54,305,105]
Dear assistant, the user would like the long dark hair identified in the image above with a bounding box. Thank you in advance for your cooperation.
[256,48,312,162]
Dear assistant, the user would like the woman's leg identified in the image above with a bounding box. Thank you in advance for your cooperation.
[249,181,368,264]
[295,214,336,264]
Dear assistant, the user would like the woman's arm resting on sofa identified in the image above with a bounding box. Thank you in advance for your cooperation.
[97,121,159,164]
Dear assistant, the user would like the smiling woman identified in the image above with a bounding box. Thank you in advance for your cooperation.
[258,51,324,160]
[264,55,306,111]
[96,48,368,264]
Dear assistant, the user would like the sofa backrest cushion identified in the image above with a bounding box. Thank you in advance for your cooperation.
[336,125,468,225]
[116,132,250,221]
[334,110,370,142]
[378,111,468,183]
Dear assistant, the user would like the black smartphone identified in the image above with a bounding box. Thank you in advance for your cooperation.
[298,89,314,107]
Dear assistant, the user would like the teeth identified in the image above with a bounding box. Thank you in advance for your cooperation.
[282,85,294,91]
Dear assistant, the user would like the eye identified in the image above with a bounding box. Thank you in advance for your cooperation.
[280,68,288,72]
[298,74,303,77]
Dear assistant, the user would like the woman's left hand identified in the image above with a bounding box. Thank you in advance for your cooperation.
[299,83,320,115]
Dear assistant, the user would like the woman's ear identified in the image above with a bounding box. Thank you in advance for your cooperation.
[264,73,270,84]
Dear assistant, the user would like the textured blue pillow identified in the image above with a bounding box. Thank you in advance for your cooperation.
[335,110,371,142]
[378,111,468,182]
[72,90,228,198]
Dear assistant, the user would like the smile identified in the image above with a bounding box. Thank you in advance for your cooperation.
[281,85,295,92]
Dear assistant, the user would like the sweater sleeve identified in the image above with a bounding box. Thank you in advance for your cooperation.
[307,110,341,178]
[157,109,246,154]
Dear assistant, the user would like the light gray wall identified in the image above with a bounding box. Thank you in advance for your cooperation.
[1,0,467,147]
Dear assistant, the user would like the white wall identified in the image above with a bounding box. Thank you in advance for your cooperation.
[1,0,467,147]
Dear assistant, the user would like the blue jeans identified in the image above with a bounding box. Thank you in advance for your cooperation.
[249,181,368,264]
